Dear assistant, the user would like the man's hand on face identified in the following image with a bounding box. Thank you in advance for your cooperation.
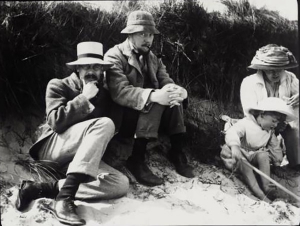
[81,79,99,100]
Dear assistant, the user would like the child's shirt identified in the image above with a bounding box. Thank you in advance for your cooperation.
[225,115,283,166]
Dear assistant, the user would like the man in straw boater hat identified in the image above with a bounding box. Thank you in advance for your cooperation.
[220,97,297,202]
[15,41,129,225]
[240,44,300,171]
[104,10,195,187]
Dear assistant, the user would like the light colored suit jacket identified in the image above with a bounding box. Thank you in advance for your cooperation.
[104,39,174,110]
[29,73,112,159]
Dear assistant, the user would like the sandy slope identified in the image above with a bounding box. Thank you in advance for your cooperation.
[1,149,300,226]
[1,114,300,225]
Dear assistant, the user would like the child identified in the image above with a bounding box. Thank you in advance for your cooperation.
[220,97,297,203]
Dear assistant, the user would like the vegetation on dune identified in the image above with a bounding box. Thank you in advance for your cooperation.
[0,0,298,162]
[155,0,298,104]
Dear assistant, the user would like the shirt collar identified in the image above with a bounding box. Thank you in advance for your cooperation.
[128,39,139,55]
[255,70,287,85]
[247,114,259,125]
[247,114,273,134]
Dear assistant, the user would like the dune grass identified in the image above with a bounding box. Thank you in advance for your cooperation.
[0,0,297,162]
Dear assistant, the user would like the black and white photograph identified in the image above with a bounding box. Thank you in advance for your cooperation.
[0,0,299,225]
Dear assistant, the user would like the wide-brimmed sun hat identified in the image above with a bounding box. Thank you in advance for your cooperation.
[248,44,298,70]
[66,41,113,70]
[245,97,297,122]
[121,10,160,34]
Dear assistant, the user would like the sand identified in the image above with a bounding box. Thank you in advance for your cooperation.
[1,113,300,226]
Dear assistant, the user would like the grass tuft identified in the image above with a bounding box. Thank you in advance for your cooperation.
[14,157,64,182]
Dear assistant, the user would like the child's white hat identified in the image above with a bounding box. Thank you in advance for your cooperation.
[245,97,297,122]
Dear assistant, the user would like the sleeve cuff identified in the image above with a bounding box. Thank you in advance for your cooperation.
[138,88,155,111]
[76,94,95,114]
[226,140,241,147]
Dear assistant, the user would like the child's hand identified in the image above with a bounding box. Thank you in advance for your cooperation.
[231,146,243,160]
[276,121,287,132]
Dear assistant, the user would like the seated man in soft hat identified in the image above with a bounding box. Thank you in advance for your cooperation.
[104,10,195,187]
[240,44,299,170]
[15,41,129,225]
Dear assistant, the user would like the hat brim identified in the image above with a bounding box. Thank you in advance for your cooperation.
[246,106,297,122]
[248,63,298,70]
[121,25,160,34]
[66,58,113,70]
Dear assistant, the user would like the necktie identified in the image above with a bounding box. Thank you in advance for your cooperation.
[134,52,145,69]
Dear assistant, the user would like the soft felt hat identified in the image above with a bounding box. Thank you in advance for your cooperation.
[248,44,298,70]
[66,41,113,70]
[121,10,160,34]
[245,97,297,122]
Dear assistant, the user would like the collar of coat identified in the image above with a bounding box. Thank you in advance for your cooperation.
[119,39,157,75]
[253,70,290,86]
[247,114,273,135]
[122,38,147,57]
[66,72,83,92]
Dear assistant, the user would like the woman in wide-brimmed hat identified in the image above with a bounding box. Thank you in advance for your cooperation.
[240,44,299,170]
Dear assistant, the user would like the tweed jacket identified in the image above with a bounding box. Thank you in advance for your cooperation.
[104,39,175,131]
[104,39,174,110]
[29,73,112,159]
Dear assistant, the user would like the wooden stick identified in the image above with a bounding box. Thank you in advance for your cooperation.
[242,158,300,202]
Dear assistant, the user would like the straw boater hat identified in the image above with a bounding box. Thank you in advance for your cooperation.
[121,10,160,34]
[66,41,113,70]
[245,97,297,122]
[248,44,298,70]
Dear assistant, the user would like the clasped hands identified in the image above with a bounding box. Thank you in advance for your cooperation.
[149,84,188,108]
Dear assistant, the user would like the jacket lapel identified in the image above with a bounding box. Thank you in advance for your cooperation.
[120,39,159,88]
[255,71,268,99]
[122,39,143,75]
[69,73,83,94]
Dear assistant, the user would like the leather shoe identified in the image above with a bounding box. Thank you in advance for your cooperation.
[48,197,85,225]
[15,180,42,211]
[126,157,163,186]
[16,180,59,211]
[169,152,195,178]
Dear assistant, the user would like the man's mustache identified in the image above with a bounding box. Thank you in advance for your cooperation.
[84,73,97,81]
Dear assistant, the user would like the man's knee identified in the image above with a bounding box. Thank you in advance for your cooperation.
[94,117,115,134]
[116,173,130,197]
[107,172,130,198]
